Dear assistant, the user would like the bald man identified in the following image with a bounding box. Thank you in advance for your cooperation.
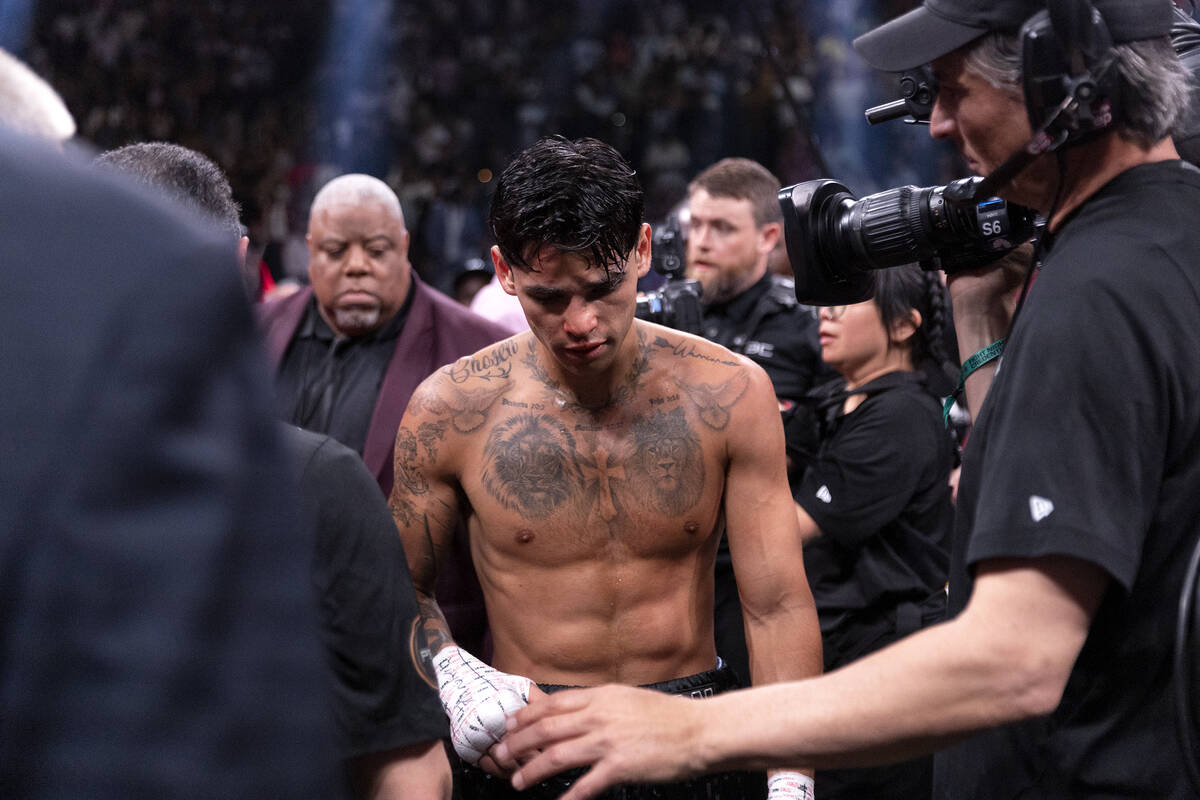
[261,173,511,493]
[259,174,509,659]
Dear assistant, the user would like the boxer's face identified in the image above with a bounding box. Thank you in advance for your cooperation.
[494,224,652,379]
[307,198,411,337]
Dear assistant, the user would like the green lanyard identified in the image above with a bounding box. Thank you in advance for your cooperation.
[943,338,1006,426]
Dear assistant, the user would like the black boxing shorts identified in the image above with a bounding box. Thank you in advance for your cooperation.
[449,660,767,800]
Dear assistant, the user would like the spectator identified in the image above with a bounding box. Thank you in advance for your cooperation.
[259,172,509,659]
[94,140,453,800]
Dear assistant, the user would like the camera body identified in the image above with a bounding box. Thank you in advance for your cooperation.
[635,214,705,334]
[779,176,1038,305]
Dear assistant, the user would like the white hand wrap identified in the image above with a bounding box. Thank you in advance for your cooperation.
[768,771,815,799]
[434,645,532,764]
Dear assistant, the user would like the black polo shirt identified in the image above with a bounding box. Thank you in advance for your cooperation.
[701,271,831,401]
[275,284,414,455]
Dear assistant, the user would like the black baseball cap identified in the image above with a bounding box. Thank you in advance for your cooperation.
[853,0,1175,72]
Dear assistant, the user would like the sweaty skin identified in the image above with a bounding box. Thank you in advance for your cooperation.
[393,322,801,686]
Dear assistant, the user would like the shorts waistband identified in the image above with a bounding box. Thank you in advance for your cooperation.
[538,660,742,699]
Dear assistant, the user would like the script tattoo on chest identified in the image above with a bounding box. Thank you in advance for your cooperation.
[448,339,520,384]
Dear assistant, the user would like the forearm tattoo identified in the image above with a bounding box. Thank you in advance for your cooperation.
[416,593,455,654]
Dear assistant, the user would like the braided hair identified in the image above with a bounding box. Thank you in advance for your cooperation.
[873,264,957,396]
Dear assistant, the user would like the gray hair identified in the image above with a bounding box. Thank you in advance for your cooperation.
[965,32,1189,147]
[309,174,405,227]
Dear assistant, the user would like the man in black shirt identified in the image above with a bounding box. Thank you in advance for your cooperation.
[687,158,829,403]
[96,143,453,799]
[686,157,832,685]
[260,174,509,659]
[0,127,335,800]
[261,174,510,493]
[494,3,1200,799]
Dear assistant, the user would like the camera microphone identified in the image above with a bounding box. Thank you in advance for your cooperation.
[864,67,936,126]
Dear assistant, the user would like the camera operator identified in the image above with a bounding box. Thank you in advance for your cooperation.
[685,157,834,687]
[495,2,1200,799]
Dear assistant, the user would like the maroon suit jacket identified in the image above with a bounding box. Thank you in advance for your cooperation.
[259,276,511,658]
[260,277,511,494]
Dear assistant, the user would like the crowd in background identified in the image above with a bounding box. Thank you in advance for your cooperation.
[20,0,961,293]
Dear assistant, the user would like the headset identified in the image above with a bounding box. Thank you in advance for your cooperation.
[974,0,1119,197]
[1020,0,1117,147]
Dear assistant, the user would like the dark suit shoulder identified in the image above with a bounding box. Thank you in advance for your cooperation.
[258,285,312,326]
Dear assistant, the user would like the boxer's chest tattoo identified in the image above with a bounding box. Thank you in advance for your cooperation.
[471,333,750,527]
[523,335,652,415]
[479,404,709,524]
[447,339,520,384]
[409,375,508,434]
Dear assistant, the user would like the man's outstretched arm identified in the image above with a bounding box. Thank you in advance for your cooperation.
[350,740,452,800]
[496,554,1108,800]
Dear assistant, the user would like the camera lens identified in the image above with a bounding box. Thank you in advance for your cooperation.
[780,177,1037,305]
[841,185,931,270]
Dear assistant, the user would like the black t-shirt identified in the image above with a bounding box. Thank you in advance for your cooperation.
[276,286,413,455]
[936,161,1200,798]
[796,372,953,655]
[288,426,448,760]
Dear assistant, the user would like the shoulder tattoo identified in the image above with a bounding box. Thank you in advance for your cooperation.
[675,372,751,431]
[651,335,739,367]
[409,377,508,434]
[448,339,521,384]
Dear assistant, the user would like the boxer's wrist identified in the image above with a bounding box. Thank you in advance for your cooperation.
[768,771,815,799]
[434,645,532,764]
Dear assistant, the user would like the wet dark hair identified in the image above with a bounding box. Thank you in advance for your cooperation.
[873,264,955,389]
[488,136,643,277]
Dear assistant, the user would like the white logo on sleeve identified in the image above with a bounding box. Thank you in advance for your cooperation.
[816,485,833,504]
[1029,495,1055,522]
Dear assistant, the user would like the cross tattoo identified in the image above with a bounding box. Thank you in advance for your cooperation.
[579,445,626,521]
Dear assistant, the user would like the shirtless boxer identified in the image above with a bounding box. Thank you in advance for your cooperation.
[391,136,822,799]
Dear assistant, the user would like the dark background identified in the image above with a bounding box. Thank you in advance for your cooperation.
[6,0,962,291]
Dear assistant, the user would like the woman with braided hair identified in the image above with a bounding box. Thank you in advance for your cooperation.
[792,263,956,800]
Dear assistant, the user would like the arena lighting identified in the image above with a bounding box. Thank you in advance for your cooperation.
[315,0,392,174]
[0,0,35,52]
